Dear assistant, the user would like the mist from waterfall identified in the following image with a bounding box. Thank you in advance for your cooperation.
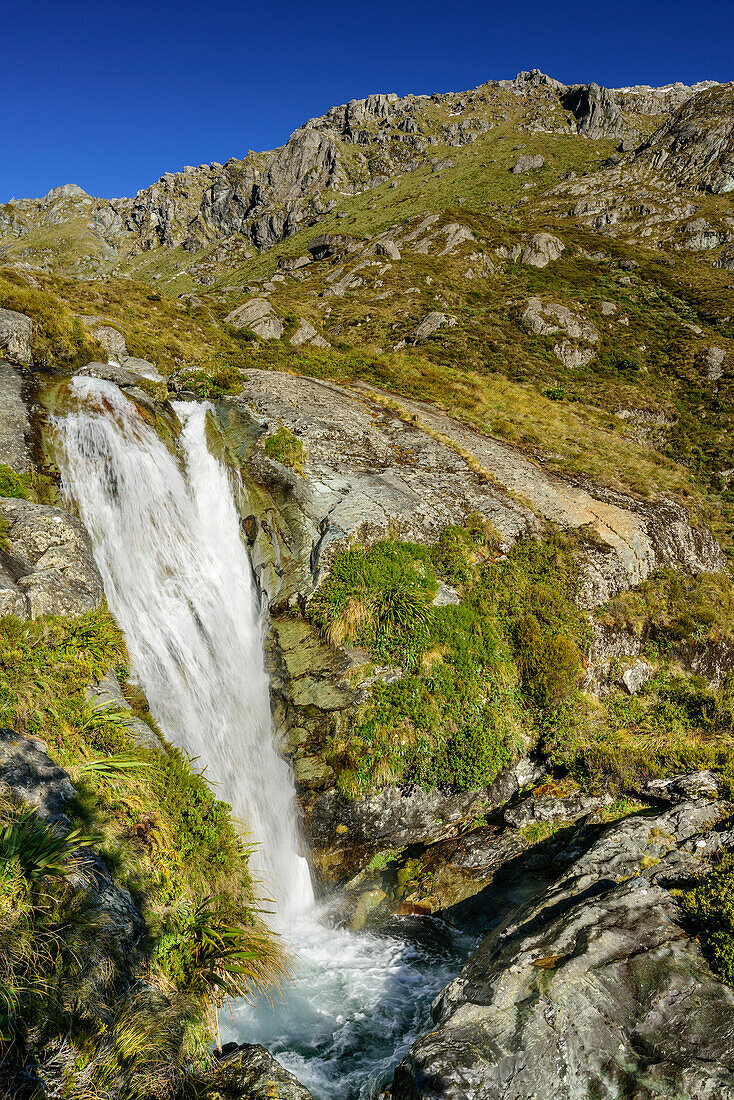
[57,376,313,916]
[56,378,473,1100]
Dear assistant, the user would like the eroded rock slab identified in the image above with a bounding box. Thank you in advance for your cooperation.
[392,798,734,1100]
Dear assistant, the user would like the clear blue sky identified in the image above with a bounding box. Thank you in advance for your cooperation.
[4,0,731,202]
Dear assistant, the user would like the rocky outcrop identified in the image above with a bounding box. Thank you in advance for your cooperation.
[0,360,32,473]
[511,153,544,173]
[633,82,734,193]
[561,82,626,138]
[225,297,284,339]
[522,297,599,367]
[519,232,565,268]
[392,792,734,1099]
[218,370,724,614]
[86,668,160,751]
[212,1043,314,1099]
[0,308,32,366]
[0,496,104,618]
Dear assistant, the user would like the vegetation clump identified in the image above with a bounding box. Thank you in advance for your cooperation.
[264,424,307,475]
[0,607,286,1092]
[308,527,585,795]
[685,854,734,985]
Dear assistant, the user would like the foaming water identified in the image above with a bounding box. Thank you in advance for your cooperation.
[222,907,474,1099]
[57,379,474,1098]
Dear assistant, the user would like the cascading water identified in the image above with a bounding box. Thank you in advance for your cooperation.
[58,376,312,915]
[57,377,473,1100]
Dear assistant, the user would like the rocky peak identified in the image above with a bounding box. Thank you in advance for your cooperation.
[632,81,734,193]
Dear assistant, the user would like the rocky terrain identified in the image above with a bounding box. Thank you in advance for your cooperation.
[2,67,734,1100]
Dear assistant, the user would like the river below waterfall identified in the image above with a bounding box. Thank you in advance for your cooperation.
[57,378,474,1100]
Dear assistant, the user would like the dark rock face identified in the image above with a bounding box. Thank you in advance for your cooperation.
[391,796,734,1100]
[0,360,33,474]
[0,728,76,828]
[561,82,625,138]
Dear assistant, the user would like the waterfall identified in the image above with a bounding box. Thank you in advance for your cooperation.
[57,377,473,1100]
[57,376,313,916]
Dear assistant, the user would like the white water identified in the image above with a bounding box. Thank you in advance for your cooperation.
[57,379,473,1099]
[58,376,312,915]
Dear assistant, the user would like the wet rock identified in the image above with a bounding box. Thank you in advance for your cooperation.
[309,758,544,884]
[519,232,565,268]
[76,361,147,387]
[0,308,32,366]
[0,360,32,473]
[392,797,734,1100]
[511,153,545,173]
[211,1043,314,1099]
[0,496,103,618]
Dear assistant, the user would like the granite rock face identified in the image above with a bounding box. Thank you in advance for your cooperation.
[392,796,734,1100]
[0,496,104,618]
[0,360,33,473]
[0,308,32,366]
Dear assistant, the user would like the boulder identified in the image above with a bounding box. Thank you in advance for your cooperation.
[225,297,284,340]
[0,728,76,828]
[0,308,32,366]
[392,796,734,1099]
[0,360,32,473]
[307,233,360,260]
[511,154,545,173]
[414,312,457,341]
[619,657,655,694]
[76,361,146,387]
[375,239,401,260]
[520,232,565,268]
[714,244,734,270]
[0,496,104,619]
[289,320,330,348]
[212,1043,313,1099]
[79,320,127,362]
[704,346,726,382]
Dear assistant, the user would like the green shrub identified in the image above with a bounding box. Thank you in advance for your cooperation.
[310,530,585,795]
[685,854,734,984]
[263,425,307,475]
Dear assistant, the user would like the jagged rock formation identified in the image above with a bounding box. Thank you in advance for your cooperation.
[392,786,734,1099]
[0,71,720,277]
